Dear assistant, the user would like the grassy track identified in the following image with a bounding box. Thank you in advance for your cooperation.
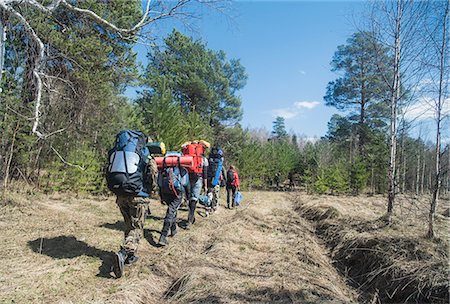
[0,190,357,304]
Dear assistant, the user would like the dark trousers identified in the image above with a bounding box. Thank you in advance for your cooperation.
[226,186,236,208]
[160,194,182,237]
[188,175,202,224]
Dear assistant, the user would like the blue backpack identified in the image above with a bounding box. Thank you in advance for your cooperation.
[106,130,150,196]
[158,156,189,198]
[207,147,224,187]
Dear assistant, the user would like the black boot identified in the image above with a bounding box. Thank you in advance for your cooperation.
[170,222,177,237]
[159,221,171,246]
[113,249,126,278]
[159,234,169,246]
[125,253,139,265]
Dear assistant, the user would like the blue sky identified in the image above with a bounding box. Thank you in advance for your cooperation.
[127,1,368,138]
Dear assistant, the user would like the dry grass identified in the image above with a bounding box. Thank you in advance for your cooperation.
[294,193,450,303]
[0,187,359,304]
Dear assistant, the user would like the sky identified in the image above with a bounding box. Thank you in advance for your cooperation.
[196,1,366,138]
[125,0,448,142]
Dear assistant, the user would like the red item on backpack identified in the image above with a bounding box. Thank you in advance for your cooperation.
[155,156,193,169]
[182,143,205,174]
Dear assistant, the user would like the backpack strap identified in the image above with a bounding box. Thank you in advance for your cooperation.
[123,150,129,177]
[169,167,179,198]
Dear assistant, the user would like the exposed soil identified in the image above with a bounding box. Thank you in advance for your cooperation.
[0,189,357,304]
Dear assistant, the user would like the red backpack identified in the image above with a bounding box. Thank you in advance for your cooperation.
[182,143,205,174]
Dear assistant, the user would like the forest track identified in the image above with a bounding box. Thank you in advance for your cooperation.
[0,190,357,304]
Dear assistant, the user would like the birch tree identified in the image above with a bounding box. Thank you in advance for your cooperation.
[369,0,429,222]
[425,0,449,238]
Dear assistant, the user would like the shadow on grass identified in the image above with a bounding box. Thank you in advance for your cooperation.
[144,228,163,248]
[99,220,125,231]
[28,235,113,278]
[147,214,164,221]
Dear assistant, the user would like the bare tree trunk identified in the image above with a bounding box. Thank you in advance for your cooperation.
[447,145,450,196]
[427,0,448,239]
[386,0,403,222]
[416,152,420,195]
[421,158,426,195]
[0,15,5,94]
[4,122,19,188]
[400,128,406,193]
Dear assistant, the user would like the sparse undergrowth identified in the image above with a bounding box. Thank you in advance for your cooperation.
[294,193,450,304]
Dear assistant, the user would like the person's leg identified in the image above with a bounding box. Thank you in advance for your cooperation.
[187,176,202,227]
[231,186,237,208]
[171,194,182,236]
[114,196,144,277]
[113,196,130,277]
[226,187,231,209]
[213,185,220,209]
[123,198,145,255]
[116,196,132,243]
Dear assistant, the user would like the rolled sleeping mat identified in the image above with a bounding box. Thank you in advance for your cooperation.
[155,155,194,169]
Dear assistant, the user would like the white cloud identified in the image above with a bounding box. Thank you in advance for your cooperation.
[294,101,321,110]
[271,108,299,119]
[404,97,450,121]
[270,100,321,120]
[299,70,306,75]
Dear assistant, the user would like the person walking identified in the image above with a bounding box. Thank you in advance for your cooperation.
[157,157,190,246]
[226,165,240,209]
[106,130,151,278]
[206,145,226,211]
[182,140,210,229]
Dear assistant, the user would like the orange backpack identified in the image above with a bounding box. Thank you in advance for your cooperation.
[182,143,205,174]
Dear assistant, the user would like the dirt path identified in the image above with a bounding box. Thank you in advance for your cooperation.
[0,190,357,303]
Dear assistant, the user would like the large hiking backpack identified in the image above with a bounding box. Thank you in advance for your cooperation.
[207,147,224,186]
[226,169,235,187]
[106,130,149,196]
[158,156,189,198]
[182,143,206,174]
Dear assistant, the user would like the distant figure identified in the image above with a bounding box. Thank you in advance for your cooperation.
[288,171,295,190]
[274,173,280,190]
[226,165,240,209]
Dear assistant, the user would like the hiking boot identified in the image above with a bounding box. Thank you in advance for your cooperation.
[159,235,169,246]
[125,254,139,265]
[170,225,177,237]
[113,249,126,278]
[185,222,191,230]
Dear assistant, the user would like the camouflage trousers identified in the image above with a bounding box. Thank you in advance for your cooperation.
[115,196,147,254]
[209,185,220,208]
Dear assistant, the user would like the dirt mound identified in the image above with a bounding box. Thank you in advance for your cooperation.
[295,194,450,304]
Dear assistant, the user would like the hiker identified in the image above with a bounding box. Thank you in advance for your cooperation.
[182,140,210,229]
[157,154,190,246]
[206,145,227,211]
[288,171,295,190]
[106,130,151,278]
[274,172,280,190]
[226,165,240,209]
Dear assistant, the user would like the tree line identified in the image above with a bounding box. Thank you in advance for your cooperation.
[0,1,448,236]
